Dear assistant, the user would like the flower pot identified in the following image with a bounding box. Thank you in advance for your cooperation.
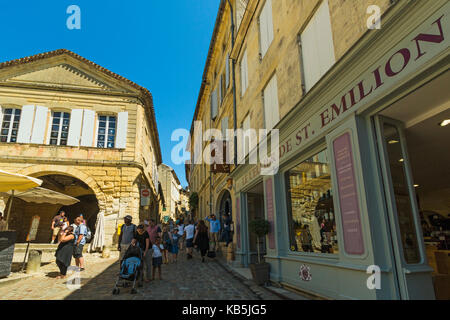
[250,262,270,285]
[0,231,17,278]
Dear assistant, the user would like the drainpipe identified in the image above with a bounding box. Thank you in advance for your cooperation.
[227,0,238,167]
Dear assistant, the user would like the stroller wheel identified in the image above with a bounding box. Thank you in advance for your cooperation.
[131,288,137,294]
[112,288,120,295]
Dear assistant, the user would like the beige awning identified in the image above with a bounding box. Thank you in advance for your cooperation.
[0,169,43,192]
[0,187,80,205]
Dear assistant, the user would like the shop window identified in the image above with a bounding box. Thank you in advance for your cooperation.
[285,149,338,254]
[97,115,117,149]
[50,111,71,146]
[0,108,21,143]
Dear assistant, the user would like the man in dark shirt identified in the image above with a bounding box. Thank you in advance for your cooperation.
[51,210,65,244]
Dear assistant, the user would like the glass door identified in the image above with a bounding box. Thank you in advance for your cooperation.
[374,115,435,299]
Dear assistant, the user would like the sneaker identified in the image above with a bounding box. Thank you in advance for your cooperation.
[80,268,85,272]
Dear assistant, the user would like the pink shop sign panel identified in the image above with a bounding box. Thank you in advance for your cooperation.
[333,132,365,255]
[265,178,276,250]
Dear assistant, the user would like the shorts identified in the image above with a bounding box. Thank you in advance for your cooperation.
[186,238,194,248]
[53,227,61,237]
[73,244,84,258]
[152,256,163,267]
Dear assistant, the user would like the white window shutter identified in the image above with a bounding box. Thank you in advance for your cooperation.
[0,106,3,127]
[264,75,279,129]
[30,106,49,144]
[80,109,95,147]
[260,2,268,57]
[17,105,35,144]
[221,117,229,140]
[316,0,335,75]
[301,0,334,91]
[211,89,218,120]
[241,51,248,95]
[67,109,83,147]
[218,77,222,105]
[116,112,129,149]
[226,54,230,88]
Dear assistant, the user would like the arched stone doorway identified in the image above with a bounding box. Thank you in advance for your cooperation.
[217,189,232,227]
[7,173,100,243]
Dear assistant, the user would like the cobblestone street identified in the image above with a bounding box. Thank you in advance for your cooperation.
[0,250,281,300]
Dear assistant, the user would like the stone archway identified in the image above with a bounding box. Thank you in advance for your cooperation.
[9,165,105,243]
[216,189,232,226]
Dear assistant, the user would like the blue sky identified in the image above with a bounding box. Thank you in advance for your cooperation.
[0,0,221,186]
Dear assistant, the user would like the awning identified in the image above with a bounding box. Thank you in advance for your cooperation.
[0,169,42,192]
[0,187,80,205]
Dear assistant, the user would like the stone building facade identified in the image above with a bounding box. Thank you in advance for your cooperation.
[0,49,161,247]
[158,164,182,221]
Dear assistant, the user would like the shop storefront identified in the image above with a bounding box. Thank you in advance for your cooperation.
[231,0,449,299]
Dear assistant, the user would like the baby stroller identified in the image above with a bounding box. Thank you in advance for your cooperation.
[112,244,143,295]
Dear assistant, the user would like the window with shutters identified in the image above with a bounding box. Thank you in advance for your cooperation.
[259,0,274,59]
[211,89,218,120]
[221,74,226,103]
[0,108,21,143]
[240,50,249,96]
[263,74,280,130]
[50,112,71,146]
[226,54,230,88]
[300,0,335,92]
[97,115,117,148]
[243,114,251,156]
[235,0,248,32]
[221,117,229,141]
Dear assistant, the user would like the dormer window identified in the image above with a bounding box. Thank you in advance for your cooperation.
[0,108,21,143]
[50,112,71,146]
[97,115,116,148]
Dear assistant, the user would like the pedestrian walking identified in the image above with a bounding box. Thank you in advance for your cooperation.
[177,221,185,251]
[73,217,87,271]
[118,215,136,264]
[185,220,195,260]
[147,219,162,245]
[205,214,220,252]
[193,220,209,263]
[221,213,233,247]
[152,236,164,280]
[132,224,151,283]
[161,225,170,264]
[51,210,65,244]
[169,228,180,263]
[55,226,75,279]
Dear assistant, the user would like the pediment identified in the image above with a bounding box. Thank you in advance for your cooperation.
[3,63,117,91]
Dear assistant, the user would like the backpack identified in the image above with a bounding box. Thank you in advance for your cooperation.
[120,256,141,279]
[85,226,92,243]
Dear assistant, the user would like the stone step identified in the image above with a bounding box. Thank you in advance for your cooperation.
[14,244,58,253]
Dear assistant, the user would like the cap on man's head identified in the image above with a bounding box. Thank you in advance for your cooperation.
[124,215,132,221]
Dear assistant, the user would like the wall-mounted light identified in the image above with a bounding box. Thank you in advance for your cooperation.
[399,158,404,162]
[388,140,399,144]
[439,119,450,127]
[414,184,419,188]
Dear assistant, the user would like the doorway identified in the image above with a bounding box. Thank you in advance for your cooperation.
[374,71,450,299]
[246,182,266,264]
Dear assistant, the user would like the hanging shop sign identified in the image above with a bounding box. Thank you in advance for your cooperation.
[278,6,449,164]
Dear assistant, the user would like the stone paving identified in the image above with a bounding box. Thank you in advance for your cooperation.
[0,250,281,300]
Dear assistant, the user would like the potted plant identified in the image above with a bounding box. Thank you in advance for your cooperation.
[248,218,271,285]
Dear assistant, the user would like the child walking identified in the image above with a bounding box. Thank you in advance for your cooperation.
[169,228,180,263]
[161,225,170,264]
[152,236,164,280]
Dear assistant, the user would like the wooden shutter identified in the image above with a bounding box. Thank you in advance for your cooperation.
[221,117,229,140]
[116,112,129,149]
[301,0,335,91]
[218,77,223,105]
[80,109,95,147]
[30,106,48,144]
[226,54,230,88]
[241,50,248,95]
[211,89,218,120]
[260,0,274,58]
[67,109,83,147]
[264,75,279,130]
[17,105,35,144]
[0,106,3,129]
